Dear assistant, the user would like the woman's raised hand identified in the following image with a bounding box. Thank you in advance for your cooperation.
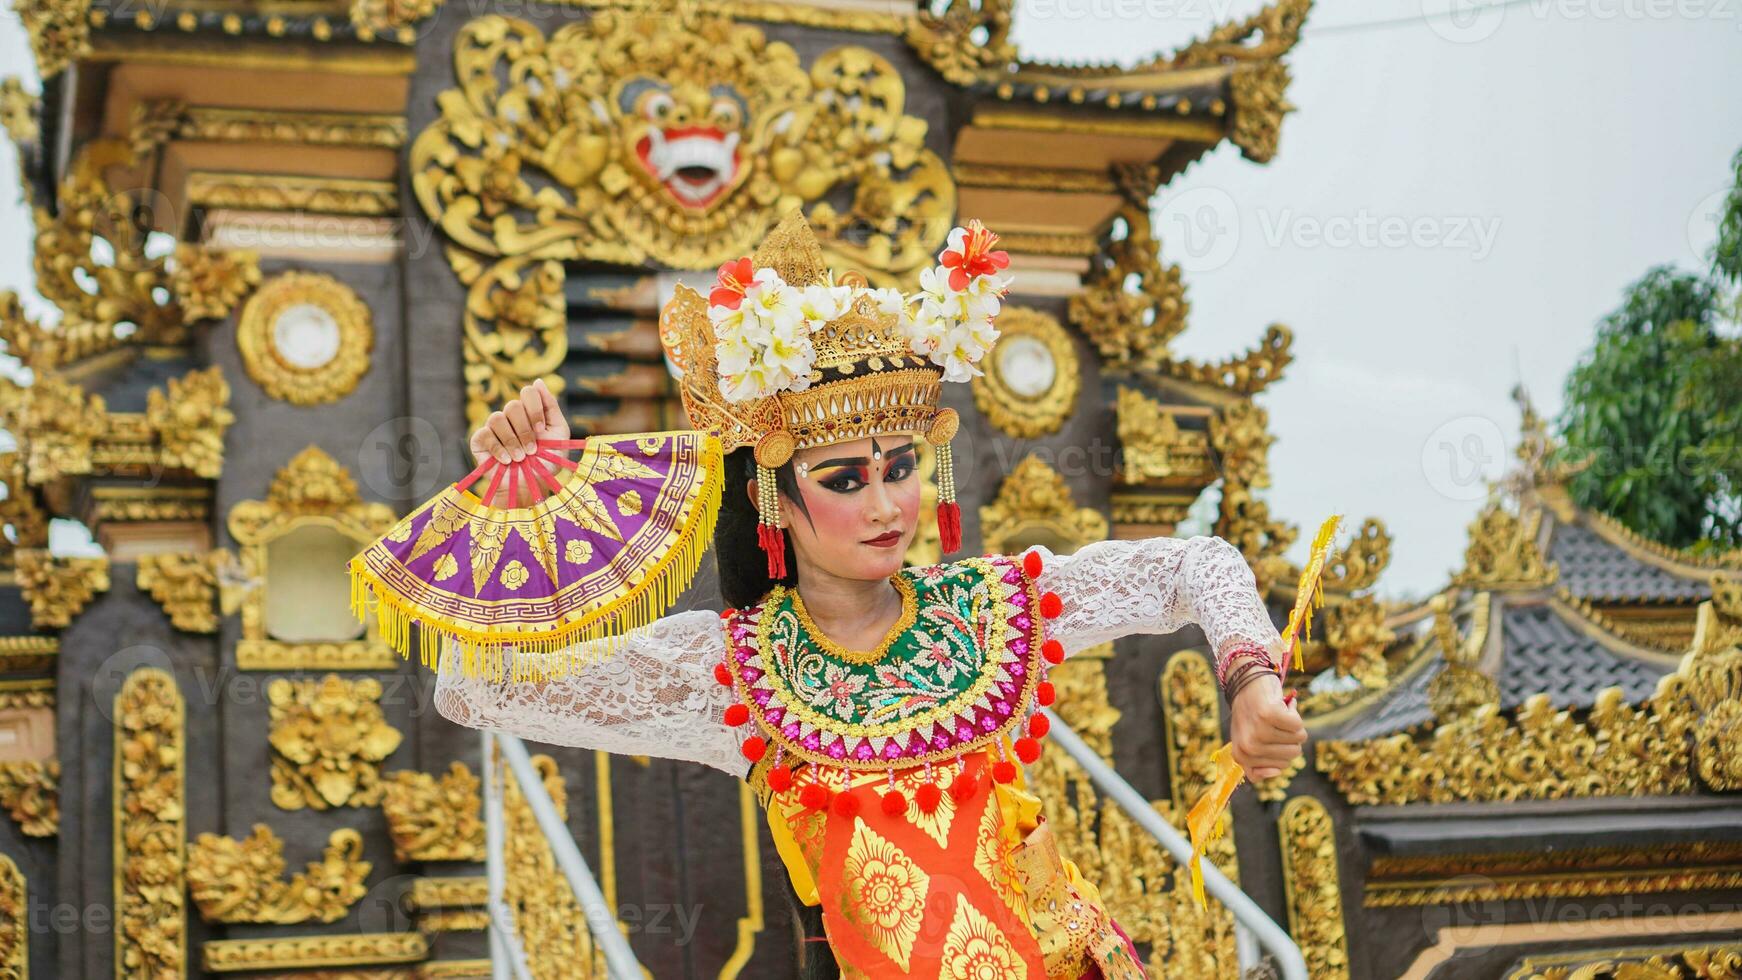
[1228,637,1308,780]
[467,378,570,507]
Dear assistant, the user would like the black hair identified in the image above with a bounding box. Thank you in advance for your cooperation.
[715,445,807,608]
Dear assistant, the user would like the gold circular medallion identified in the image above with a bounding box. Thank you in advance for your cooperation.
[237,271,374,405]
[971,307,1080,438]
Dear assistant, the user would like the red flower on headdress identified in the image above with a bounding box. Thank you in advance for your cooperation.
[939,220,1010,292]
[710,257,755,309]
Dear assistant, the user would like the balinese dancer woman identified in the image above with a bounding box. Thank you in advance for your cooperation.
[408,215,1307,977]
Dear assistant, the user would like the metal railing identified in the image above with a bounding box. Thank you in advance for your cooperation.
[1041,708,1309,980]
[481,730,644,980]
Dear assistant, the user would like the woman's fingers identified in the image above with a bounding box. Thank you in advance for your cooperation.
[532,379,566,439]
[483,413,518,464]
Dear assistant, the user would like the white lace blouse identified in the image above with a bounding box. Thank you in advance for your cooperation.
[432,535,1282,777]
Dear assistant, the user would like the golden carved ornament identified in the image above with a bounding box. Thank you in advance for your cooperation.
[409,876,488,911]
[1694,574,1742,656]
[1427,591,1497,720]
[971,307,1080,439]
[147,366,235,479]
[412,10,956,425]
[1115,387,1215,489]
[977,454,1109,557]
[902,0,1016,86]
[237,272,375,406]
[0,372,109,486]
[1366,840,1742,907]
[1318,517,1391,593]
[381,762,485,863]
[1070,197,1187,373]
[1298,594,1395,715]
[1454,497,1559,589]
[1165,325,1296,396]
[1167,0,1311,163]
[189,825,370,924]
[114,667,185,979]
[496,749,609,977]
[1277,796,1350,980]
[0,79,36,144]
[349,0,441,42]
[14,549,109,629]
[1214,482,1296,597]
[1508,944,1742,980]
[1206,399,1273,490]
[0,453,50,551]
[1317,628,1742,803]
[15,0,89,77]
[136,552,221,633]
[201,932,429,972]
[0,760,59,837]
[227,446,398,670]
[268,675,404,810]
[0,852,22,977]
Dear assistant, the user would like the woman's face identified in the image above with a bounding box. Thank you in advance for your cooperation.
[770,433,922,582]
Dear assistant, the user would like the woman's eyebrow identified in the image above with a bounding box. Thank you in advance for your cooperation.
[810,442,916,471]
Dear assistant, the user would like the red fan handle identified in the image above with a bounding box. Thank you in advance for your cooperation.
[456,437,588,507]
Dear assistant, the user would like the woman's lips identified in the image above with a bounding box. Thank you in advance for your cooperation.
[863,530,902,547]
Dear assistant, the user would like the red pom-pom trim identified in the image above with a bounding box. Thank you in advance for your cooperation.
[767,765,792,793]
[740,736,766,762]
[799,783,829,810]
[1042,639,1065,664]
[992,760,1017,783]
[713,663,734,687]
[1039,591,1063,619]
[915,782,942,813]
[831,792,861,818]
[723,703,749,727]
[1023,550,1043,579]
[880,791,907,816]
[1037,682,1056,706]
[1029,713,1050,738]
[949,770,979,803]
[1014,737,1041,764]
[719,608,735,620]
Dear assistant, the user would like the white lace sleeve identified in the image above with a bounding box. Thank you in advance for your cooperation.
[1022,535,1282,674]
[431,609,746,777]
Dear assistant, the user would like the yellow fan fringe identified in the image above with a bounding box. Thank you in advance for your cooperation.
[347,444,725,683]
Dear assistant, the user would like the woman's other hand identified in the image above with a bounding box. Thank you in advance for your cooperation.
[1228,640,1308,779]
[467,378,569,508]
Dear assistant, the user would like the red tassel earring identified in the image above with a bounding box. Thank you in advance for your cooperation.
[927,409,962,554]
[756,460,787,580]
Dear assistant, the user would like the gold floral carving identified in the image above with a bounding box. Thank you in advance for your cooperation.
[14,549,108,629]
[0,79,36,144]
[1206,399,1272,490]
[349,0,443,42]
[114,667,185,979]
[147,366,236,480]
[1506,944,1742,980]
[189,825,370,924]
[1277,796,1349,979]
[201,932,429,972]
[1693,574,1742,656]
[1116,387,1215,490]
[1168,0,1310,163]
[15,0,90,77]
[1319,518,1391,594]
[1069,195,1187,373]
[268,675,404,810]
[412,11,956,425]
[971,307,1080,438]
[136,553,221,633]
[978,455,1109,557]
[1297,594,1394,715]
[498,750,607,977]
[1317,628,1742,803]
[1165,325,1296,396]
[1215,482,1296,597]
[1454,498,1559,589]
[1366,840,1742,907]
[0,852,22,977]
[0,760,59,837]
[1427,591,1497,720]
[902,0,1016,85]
[381,762,485,863]
[227,446,398,670]
[0,453,49,552]
[409,876,489,911]
[237,272,376,406]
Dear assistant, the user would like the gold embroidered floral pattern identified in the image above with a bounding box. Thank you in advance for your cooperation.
[973,789,1023,920]
[498,559,529,591]
[840,820,931,970]
[617,490,643,517]
[564,539,593,565]
[941,893,1027,979]
[433,554,458,580]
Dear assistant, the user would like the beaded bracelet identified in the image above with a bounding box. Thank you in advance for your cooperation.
[1216,641,1275,686]
[1217,641,1281,702]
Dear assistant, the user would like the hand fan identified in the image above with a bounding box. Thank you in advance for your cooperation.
[1184,513,1341,907]
[347,430,723,680]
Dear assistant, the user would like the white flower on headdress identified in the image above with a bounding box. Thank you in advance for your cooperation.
[799,283,852,327]
[710,266,817,402]
[901,225,1010,383]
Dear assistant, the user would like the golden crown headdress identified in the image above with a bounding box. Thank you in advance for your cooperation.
[659,211,1011,576]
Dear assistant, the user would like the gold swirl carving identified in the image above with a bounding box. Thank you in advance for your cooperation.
[189,825,370,924]
[0,760,59,837]
[348,0,442,42]
[15,0,89,78]
[902,0,1015,85]
[0,79,36,144]
[1318,624,1742,803]
[14,549,108,630]
[1318,518,1391,594]
[114,667,186,979]
[200,932,429,972]
[381,762,485,863]
[498,750,609,977]
[411,11,956,425]
[1296,594,1394,716]
[1426,591,1497,720]
[1277,796,1350,980]
[978,455,1109,558]
[1117,387,1215,490]
[1166,325,1296,396]
[1367,840,1742,906]
[237,272,376,406]
[1454,498,1559,589]
[971,307,1080,439]
[1694,574,1742,655]
[410,876,489,911]
[1206,399,1272,490]
[1069,196,1187,373]
[1506,944,1742,980]
[136,553,220,633]
[146,366,236,480]
[0,852,22,978]
[268,675,403,810]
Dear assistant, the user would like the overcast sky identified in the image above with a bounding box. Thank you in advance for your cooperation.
[2,1,1738,595]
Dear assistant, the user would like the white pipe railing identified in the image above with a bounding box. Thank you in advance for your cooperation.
[1040,708,1309,980]
[482,730,645,980]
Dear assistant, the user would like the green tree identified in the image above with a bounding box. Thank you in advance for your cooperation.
[1557,147,1742,550]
